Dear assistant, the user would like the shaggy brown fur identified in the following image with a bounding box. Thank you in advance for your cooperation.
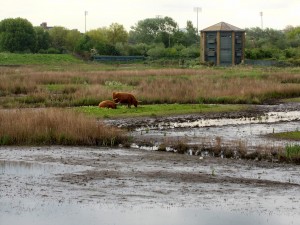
[113,92,138,108]
[98,100,117,109]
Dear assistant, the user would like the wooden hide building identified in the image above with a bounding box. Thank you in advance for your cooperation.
[201,22,245,66]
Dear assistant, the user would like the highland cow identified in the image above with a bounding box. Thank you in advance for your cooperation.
[113,92,138,108]
[98,100,118,109]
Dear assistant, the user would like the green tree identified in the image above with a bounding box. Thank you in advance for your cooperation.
[75,34,93,59]
[173,21,198,47]
[86,28,108,46]
[0,18,36,52]
[65,29,82,53]
[285,25,300,47]
[107,23,128,45]
[129,16,178,47]
[48,26,68,52]
[34,26,50,52]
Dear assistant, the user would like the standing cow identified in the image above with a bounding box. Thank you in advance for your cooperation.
[98,100,118,109]
[113,92,139,108]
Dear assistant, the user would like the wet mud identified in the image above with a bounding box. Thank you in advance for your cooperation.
[1,146,300,225]
[1,102,300,225]
[106,103,300,153]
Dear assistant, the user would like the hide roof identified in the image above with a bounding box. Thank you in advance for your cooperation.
[201,22,244,32]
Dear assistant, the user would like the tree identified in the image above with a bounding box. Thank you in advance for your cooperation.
[0,18,36,52]
[48,26,68,52]
[284,25,300,47]
[174,21,198,47]
[65,29,82,53]
[129,16,178,46]
[34,26,50,52]
[107,23,128,45]
[86,28,109,46]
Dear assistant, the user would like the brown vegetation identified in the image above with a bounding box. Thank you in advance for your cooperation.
[0,66,300,108]
[0,108,127,146]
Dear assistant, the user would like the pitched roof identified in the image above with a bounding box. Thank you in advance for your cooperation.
[201,22,244,32]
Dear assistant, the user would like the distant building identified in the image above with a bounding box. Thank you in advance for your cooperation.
[40,22,53,30]
[200,22,245,66]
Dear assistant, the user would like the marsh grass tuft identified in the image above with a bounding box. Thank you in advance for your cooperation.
[0,108,127,146]
[280,144,300,164]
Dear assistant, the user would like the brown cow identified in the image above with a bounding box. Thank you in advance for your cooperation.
[113,92,138,108]
[98,100,118,109]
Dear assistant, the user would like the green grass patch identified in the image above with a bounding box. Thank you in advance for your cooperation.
[283,97,300,103]
[279,144,300,164]
[271,131,300,140]
[76,104,247,119]
[285,144,300,158]
[0,53,82,65]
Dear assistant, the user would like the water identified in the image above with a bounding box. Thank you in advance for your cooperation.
[0,147,299,225]
[1,200,299,225]
[0,160,91,176]
[131,111,300,150]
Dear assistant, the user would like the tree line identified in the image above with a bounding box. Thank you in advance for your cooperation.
[0,17,300,62]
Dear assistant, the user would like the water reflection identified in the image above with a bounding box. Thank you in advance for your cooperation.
[0,160,91,176]
[0,160,54,176]
[1,200,299,225]
[147,111,300,130]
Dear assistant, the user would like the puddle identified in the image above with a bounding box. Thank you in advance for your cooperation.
[0,160,58,176]
[1,201,299,225]
[0,160,91,176]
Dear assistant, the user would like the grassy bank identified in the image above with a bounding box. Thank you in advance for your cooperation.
[0,108,127,146]
[269,130,300,140]
[77,104,247,118]
[0,53,83,65]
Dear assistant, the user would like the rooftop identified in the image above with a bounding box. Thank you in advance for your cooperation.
[201,22,244,32]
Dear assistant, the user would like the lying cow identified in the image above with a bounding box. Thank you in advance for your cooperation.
[113,92,139,108]
[98,100,118,109]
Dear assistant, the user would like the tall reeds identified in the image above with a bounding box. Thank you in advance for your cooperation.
[0,108,127,146]
[1,66,300,107]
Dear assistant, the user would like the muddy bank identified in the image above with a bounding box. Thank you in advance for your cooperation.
[104,102,300,130]
[104,103,300,157]
[0,146,300,225]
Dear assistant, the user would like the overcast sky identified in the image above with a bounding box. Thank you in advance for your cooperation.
[1,0,299,32]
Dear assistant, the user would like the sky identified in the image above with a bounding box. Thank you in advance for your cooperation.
[1,0,299,32]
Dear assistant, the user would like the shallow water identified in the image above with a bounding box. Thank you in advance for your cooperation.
[0,160,91,176]
[131,111,300,150]
[1,200,299,225]
[0,147,299,225]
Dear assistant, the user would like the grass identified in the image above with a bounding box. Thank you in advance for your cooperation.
[0,108,128,146]
[270,130,300,140]
[0,53,82,65]
[76,104,247,119]
[283,97,300,103]
[1,57,300,107]
[285,144,300,159]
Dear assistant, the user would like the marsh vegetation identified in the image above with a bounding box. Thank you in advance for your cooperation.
[0,54,300,163]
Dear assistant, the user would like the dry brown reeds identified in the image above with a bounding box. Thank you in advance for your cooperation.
[1,66,300,107]
[0,108,127,146]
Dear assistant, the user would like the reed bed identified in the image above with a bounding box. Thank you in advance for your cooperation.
[0,66,300,107]
[0,108,127,146]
